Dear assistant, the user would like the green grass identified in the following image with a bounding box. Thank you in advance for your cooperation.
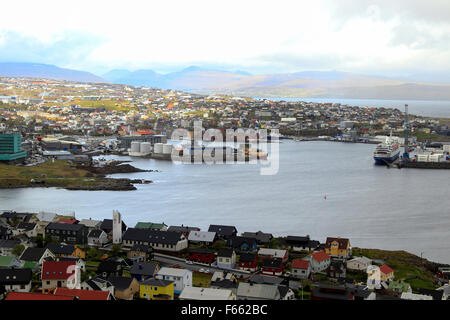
[193,272,212,288]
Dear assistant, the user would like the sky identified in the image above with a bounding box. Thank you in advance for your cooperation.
[1,0,450,80]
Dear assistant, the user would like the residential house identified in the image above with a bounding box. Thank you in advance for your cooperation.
[130,262,160,281]
[187,248,216,265]
[346,256,372,271]
[328,260,347,279]
[167,225,200,237]
[107,275,140,300]
[227,236,258,252]
[80,276,114,295]
[41,260,81,293]
[188,231,216,245]
[87,229,108,247]
[437,285,450,300]
[238,253,258,272]
[45,223,88,245]
[34,221,50,237]
[237,282,281,300]
[241,231,273,245]
[134,222,168,231]
[208,225,237,240]
[45,243,85,259]
[210,278,238,295]
[78,218,102,230]
[127,244,153,262]
[0,268,32,293]
[278,285,296,300]
[417,288,445,300]
[211,271,237,283]
[291,259,311,280]
[0,255,22,268]
[284,235,320,252]
[156,267,192,294]
[14,222,37,238]
[0,226,13,240]
[179,286,236,300]
[20,247,55,269]
[140,278,174,300]
[122,228,188,252]
[0,240,20,256]
[261,259,284,277]
[325,237,352,259]
[54,287,112,300]
[310,251,331,273]
[379,264,395,282]
[97,259,123,279]
[217,248,236,270]
[258,248,288,263]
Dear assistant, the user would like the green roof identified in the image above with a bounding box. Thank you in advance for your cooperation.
[135,222,166,230]
[23,261,37,269]
[0,255,15,267]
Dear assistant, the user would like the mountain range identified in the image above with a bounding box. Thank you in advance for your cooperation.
[2,62,450,100]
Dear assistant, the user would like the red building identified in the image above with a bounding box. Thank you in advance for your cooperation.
[261,259,284,276]
[187,248,216,265]
[238,253,258,272]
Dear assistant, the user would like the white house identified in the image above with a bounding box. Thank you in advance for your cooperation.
[217,249,236,270]
[156,267,192,294]
[309,251,331,273]
[0,268,33,293]
[88,229,108,247]
[291,259,311,280]
[188,231,216,245]
[347,256,372,271]
[401,292,433,300]
[179,287,236,300]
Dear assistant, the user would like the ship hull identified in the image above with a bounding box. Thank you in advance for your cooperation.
[374,152,400,165]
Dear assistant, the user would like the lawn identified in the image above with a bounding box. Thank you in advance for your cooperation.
[193,272,212,288]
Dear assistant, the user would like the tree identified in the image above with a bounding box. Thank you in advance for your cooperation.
[111,244,122,257]
[269,238,279,249]
[12,244,25,257]
[87,248,101,260]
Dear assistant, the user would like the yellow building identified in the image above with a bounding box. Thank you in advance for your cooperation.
[325,237,351,258]
[140,278,174,300]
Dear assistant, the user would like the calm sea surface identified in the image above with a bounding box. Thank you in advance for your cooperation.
[1,141,449,263]
[254,97,450,118]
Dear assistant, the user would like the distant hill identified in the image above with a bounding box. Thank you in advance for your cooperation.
[103,67,450,100]
[0,63,106,83]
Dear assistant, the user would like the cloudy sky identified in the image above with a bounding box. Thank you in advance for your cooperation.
[1,0,449,80]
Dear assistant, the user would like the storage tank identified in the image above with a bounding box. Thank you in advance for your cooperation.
[140,142,151,154]
[130,141,141,153]
[162,143,173,154]
[154,143,163,154]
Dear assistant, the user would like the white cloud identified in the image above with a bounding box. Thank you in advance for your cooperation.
[0,0,449,77]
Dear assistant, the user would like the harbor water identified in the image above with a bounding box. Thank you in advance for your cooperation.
[1,141,449,263]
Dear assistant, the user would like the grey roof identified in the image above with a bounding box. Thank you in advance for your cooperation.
[210,279,238,290]
[188,231,216,242]
[88,229,105,238]
[167,226,200,233]
[208,225,237,237]
[248,274,284,285]
[218,248,234,258]
[130,262,158,276]
[237,282,280,300]
[17,222,36,231]
[0,240,20,249]
[107,276,134,291]
[45,243,75,255]
[123,228,183,245]
[46,222,86,231]
[241,231,273,243]
[79,219,102,228]
[140,278,173,287]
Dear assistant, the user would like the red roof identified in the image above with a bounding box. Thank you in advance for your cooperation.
[42,261,77,280]
[57,218,79,224]
[292,259,310,270]
[379,264,394,274]
[311,251,330,262]
[5,292,74,300]
[54,288,110,300]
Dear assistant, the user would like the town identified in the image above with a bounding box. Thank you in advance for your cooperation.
[0,209,449,301]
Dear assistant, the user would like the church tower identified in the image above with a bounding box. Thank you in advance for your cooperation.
[112,210,122,244]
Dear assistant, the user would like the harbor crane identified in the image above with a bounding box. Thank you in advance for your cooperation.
[403,104,409,160]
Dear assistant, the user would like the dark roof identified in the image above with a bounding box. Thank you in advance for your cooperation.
[417,288,444,300]
[312,284,353,300]
[130,262,158,276]
[85,279,102,291]
[107,276,133,291]
[97,259,122,273]
[140,278,173,287]
[46,243,75,255]
[248,274,283,285]
[167,226,200,233]
[0,268,32,285]
[218,248,234,258]
[100,219,126,232]
[239,253,257,262]
[285,235,310,245]
[241,231,273,243]
[278,285,290,299]
[88,229,105,238]
[208,225,237,237]
[0,226,12,238]
[0,240,20,249]
[227,236,258,250]
[46,222,86,231]
[123,228,183,245]
[210,279,238,289]
[325,237,350,250]
[20,247,49,262]
[17,222,36,231]
[262,259,283,268]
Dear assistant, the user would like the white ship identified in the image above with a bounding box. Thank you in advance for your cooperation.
[373,136,401,165]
